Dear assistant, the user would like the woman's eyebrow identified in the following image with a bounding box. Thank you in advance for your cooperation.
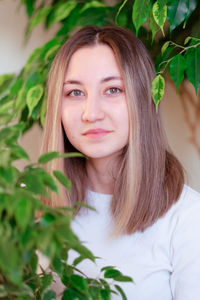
[63,76,122,86]
[63,80,82,85]
[100,76,122,83]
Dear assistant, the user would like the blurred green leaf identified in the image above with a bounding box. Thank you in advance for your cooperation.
[185,45,200,93]
[40,172,58,193]
[70,275,89,295]
[161,41,170,55]
[104,268,132,282]
[0,166,18,185]
[184,36,192,45]
[168,0,197,32]
[10,144,30,161]
[42,289,56,300]
[0,100,13,115]
[15,197,32,229]
[0,239,21,284]
[114,285,127,300]
[100,288,110,300]
[62,287,87,299]
[26,6,52,34]
[169,53,185,93]
[0,73,15,94]
[15,88,27,113]
[47,1,77,27]
[53,170,71,190]
[132,0,151,35]
[38,151,60,164]
[26,84,44,117]
[81,0,105,13]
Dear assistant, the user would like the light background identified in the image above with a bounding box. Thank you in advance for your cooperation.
[1,0,199,192]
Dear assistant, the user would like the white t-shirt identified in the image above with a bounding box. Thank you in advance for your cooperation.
[69,185,200,300]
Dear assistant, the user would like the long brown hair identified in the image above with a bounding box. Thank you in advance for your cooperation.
[41,25,184,235]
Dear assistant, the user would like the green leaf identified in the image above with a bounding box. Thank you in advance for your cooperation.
[70,275,89,295]
[38,151,60,164]
[15,88,27,113]
[100,289,110,300]
[151,74,165,111]
[26,84,44,117]
[150,10,160,42]
[15,197,32,229]
[40,172,58,192]
[0,73,15,94]
[185,45,200,93]
[47,1,77,27]
[10,77,23,96]
[25,72,44,92]
[10,144,30,161]
[0,100,14,115]
[53,170,71,190]
[72,255,86,266]
[40,96,47,127]
[184,36,192,45]
[169,54,185,93]
[101,266,116,272]
[152,1,167,35]
[81,0,105,12]
[62,288,86,300]
[42,290,56,300]
[167,0,197,32]
[0,239,21,284]
[0,166,17,185]
[23,172,46,195]
[0,150,11,167]
[114,285,127,300]
[132,0,151,36]
[25,0,35,17]
[161,41,170,55]
[44,45,60,62]
[104,269,133,282]
[27,7,52,33]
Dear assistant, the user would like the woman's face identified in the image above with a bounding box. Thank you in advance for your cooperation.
[61,44,129,161]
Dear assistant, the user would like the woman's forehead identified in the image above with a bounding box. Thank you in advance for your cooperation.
[64,44,122,82]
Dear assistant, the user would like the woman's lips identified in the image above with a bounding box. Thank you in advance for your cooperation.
[83,129,112,139]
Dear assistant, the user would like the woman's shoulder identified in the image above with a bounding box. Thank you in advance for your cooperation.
[151,185,200,236]
[171,184,200,216]
[161,185,200,240]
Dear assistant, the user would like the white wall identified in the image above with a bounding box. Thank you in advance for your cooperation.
[1,0,199,192]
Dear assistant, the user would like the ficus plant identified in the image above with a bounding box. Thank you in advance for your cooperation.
[0,122,133,299]
[0,0,199,129]
[0,0,200,298]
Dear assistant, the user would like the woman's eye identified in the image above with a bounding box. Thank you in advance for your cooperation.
[67,90,84,97]
[106,87,122,95]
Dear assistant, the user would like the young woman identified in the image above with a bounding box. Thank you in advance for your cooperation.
[42,25,200,299]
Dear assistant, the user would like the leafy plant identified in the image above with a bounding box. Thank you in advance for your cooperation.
[0,122,133,299]
[0,0,199,131]
[0,1,200,297]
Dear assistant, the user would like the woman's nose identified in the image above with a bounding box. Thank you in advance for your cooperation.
[81,95,104,122]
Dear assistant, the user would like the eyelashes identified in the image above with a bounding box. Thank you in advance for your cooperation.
[66,89,84,97]
[64,87,124,98]
[105,87,122,95]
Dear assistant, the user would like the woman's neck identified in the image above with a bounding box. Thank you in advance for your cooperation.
[86,157,116,194]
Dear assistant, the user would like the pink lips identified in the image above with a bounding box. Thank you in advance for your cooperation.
[83,129,112,139]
